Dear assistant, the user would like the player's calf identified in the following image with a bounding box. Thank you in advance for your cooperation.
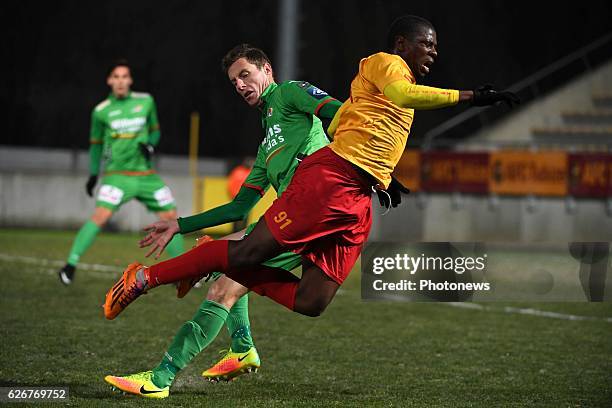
[176,235,214,298]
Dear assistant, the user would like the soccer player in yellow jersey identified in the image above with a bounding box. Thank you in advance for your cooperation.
[328,15,517,189]
[106,15,518,320]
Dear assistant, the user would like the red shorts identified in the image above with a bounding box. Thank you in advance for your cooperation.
[263,146,373,284]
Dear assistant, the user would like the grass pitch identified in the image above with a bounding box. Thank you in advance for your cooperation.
[0,228,611,407]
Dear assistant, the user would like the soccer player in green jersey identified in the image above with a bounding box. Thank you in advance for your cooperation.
[104,44,343,399]
[58,60,184,285]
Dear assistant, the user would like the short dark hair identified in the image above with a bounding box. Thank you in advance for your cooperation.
[107,58,131,77]
[221,44,272,74]
[387,15,434,51]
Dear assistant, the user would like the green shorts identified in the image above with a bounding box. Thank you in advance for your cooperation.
[209,221,302,282]
[95,173,177,212]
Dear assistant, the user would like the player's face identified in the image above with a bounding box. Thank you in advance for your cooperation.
[227,58,273,107]
[107,66,133,98]
[400,27,438,78]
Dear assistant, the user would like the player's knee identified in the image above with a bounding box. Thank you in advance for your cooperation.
[206,283,224,301]
[295,296,329,317]
[91,207,112,226]
[90,216,108,227]
[298,304,325,317]
[157,209,178,221]
[206,283,240,308]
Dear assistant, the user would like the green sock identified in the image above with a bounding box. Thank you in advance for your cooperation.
[66,220,100,265]
[151,300,229,388]
[165,233,184,258]
[227,294,254,353]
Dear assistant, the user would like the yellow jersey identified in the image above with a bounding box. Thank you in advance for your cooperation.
[329,52,458,188]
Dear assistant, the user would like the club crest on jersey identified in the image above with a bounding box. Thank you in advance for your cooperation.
[307,86,328,100]
[298,81,310,89]
[132,105,143,113]
[267,107,273,117]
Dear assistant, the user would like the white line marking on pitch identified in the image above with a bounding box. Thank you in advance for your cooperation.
[445,302,612,323]
[2,253,611,323]
[0,253,121,275]
[25,266,116,280]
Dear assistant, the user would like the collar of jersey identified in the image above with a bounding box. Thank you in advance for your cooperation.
[109,91,132,102]
[259,82,278,105]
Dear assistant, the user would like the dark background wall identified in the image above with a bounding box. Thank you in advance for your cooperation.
[2,0,611,158]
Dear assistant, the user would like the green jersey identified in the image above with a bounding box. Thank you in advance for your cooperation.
[244,81,336,196]
[90,91,160,173]
[177,80,341,235]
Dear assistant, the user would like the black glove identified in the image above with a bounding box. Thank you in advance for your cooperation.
[377,176,411,209]
[85,175,98,197]
[472,84,520,108]
[139,142,155,161]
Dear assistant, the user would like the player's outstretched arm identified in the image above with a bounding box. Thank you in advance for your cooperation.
[383,81,519,110]
[139,186,263,258]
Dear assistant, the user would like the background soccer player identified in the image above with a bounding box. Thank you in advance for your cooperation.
[106,16,517,323]
[104,45,343,398]
[58,60,184,284]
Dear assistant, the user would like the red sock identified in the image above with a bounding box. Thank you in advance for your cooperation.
[147,240,229,287]
[225,265,299,311]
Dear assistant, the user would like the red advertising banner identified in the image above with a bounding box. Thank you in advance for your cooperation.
[421,151,489,193]
[393,150,420,192]
[489,151,568,196]
[568,153,612,198]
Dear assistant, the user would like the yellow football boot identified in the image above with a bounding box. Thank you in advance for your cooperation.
[202,347,260,382]
[105,370,169,399]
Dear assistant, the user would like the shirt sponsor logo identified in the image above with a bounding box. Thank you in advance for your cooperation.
[110,117,146,132]
[307,86,328,100]
[262,124,285,150]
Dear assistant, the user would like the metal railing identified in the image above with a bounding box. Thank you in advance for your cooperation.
[422,32,612,150]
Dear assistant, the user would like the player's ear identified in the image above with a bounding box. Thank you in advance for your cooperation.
[394,35,407,52]
[263,62,273,77]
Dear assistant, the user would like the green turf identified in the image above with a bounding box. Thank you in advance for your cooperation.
[0,229,611,407]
